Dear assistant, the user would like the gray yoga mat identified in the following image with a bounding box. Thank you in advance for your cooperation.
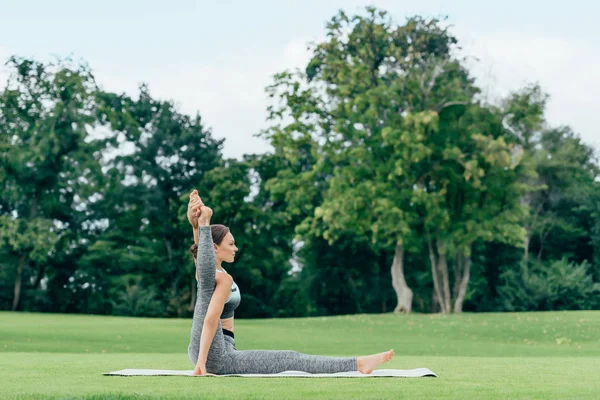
[104,368,437,378]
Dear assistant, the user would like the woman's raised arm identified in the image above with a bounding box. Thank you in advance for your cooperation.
[187,190,201,244]
[195,203,214,289]
[194,271,232,375]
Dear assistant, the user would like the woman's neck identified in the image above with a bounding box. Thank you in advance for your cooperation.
[216,259,224,271]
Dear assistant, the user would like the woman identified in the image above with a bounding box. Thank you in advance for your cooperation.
[186,190,394,376]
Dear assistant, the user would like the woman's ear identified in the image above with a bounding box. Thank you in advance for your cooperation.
[213,243,219,252]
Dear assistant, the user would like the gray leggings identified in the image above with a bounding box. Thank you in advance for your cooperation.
[188,226,357,374]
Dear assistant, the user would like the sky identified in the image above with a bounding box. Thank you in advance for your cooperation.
[1,0,598,159]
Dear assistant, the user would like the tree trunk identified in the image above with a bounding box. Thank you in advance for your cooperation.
[432,291,440,313]
[452,252,461,301]
[521,192,536,263]
[536,226,552,264]
[12,255,26,311]
[347,275,363,313]
[33,264,45,289]
[390,244,413,313]
[13,196,39,311]
[453,246,472,313]
[437,241,451,313]
[428,237,452,313]
[427,238,447,313]
[165,239,177,297]
[165,239,174,266]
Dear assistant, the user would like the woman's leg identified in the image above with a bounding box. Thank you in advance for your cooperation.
[222,340,356,374]
[188,226,227,373]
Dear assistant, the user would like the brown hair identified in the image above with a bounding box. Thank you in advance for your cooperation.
[189,224,230,260]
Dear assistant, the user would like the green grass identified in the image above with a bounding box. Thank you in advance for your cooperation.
[1,311,599,399]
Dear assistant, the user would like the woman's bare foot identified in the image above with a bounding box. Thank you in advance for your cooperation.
[356,349,395,374]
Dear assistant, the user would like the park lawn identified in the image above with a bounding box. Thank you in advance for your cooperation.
[1,311,599,399]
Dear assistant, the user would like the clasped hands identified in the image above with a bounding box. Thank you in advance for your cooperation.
[187,189,213,228]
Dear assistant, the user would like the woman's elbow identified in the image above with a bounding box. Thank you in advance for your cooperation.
[204,313,220,327]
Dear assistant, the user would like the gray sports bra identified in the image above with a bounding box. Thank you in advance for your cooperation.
[216,268,240,319]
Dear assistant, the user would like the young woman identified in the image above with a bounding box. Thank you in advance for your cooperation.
[186,190,394,376]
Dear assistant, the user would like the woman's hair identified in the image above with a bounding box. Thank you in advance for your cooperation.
[189,224,230,260]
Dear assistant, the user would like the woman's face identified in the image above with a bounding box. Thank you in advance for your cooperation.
[214,232,238,263]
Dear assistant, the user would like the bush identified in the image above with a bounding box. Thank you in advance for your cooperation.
[498,258,600,311]
[271,273,316,318]
[110,275,165,317]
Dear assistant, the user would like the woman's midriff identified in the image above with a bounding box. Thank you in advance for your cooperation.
[221,316,234,332]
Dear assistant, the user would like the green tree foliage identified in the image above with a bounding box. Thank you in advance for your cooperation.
[461,85,600,312]
[195,155,296,317]
[261,8,528,314]
[1,7,598,317]
[75,85,224,316]
[591,183,600,282]
[498,258,600,311]
[0,57,101,311]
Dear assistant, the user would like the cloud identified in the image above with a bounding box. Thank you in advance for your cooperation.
[4,30,596,159]
[0,39,316,160]
[458,31,600,150]
[95,38,315,160]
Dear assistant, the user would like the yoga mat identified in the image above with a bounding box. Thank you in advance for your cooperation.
[104,368,437,378]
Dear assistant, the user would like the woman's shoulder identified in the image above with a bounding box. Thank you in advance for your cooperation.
[215,270,233,285]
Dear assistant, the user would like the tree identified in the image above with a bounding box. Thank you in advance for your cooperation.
[501,84,599,262]
[191,155,297,317]
[262,10,457,312]
[83,85,224,316]
[414,104,526,313]
[501,84,549,262]
[530,127,598,264]
[590,182,600,283]
[0,57,101,310]
[262,8,526,313]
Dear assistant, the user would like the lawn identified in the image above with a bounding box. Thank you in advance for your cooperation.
[1,311,599,399]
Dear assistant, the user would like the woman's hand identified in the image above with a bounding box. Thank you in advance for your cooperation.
[187,190,202,228]
[188,189,213,227]
[198,205,212,226]
[193,363,216,376]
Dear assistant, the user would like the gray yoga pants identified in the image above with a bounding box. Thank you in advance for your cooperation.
[188,226,357,374]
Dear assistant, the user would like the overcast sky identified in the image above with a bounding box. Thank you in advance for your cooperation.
[1,0,598,159]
